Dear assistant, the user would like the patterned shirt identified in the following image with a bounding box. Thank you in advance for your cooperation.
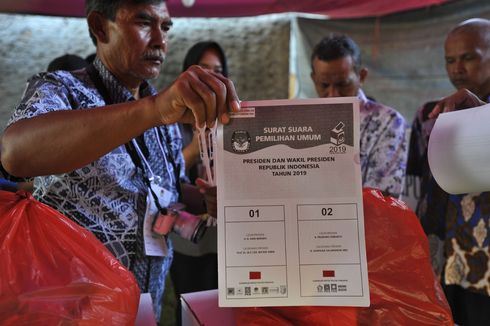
[358,89,408,197]
[407,99,490,296]
[8,58,186,318]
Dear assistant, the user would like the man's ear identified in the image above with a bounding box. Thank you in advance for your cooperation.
[310,71,315,82]
[87,11,109,44]
[359,67,368,84]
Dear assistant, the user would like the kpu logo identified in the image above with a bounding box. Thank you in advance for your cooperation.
[231,130,251,153]
[330,121,345,146]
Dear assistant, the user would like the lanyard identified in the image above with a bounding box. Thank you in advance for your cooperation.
[86,64,182,211]
[196,122,217,186]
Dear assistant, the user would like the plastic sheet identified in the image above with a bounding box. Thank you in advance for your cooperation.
[235,188,454,325]
[0,190,140,325]
[428,102,490,194]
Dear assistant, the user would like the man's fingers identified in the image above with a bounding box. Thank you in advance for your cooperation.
[442,101,455,113]
[428,104,442,119]
[179,110,196,125]
[185,66,240,126]
[160,65,240,127]
[428,89,485,120]
[191,67,226,127]
[174,78,207,126]
[211,72,240,124]
[183,67,218,127]
[195,177,210,193]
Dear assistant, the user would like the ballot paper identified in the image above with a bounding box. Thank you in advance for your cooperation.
[428,102,490,194]
[216,97,369,307]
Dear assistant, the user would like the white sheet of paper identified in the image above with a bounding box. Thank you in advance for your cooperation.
[428,102,490,194]
[216,97,369,307]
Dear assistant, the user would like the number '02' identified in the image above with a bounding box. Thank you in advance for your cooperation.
[321,207,333,216]
[249,209,260,218]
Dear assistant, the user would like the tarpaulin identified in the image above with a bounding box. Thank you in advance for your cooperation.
[0,0,450,18]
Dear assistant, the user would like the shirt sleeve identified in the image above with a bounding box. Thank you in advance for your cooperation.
[4,73,74,182]
[8,72,74,127]
[406,101,437,177]
[363,109,408,198]
[406,113,423,176]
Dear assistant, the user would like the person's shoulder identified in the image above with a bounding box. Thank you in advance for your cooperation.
[363,98,406,123]
[49,68,89,84]
[27,68,89,89]
[14,67,98,116]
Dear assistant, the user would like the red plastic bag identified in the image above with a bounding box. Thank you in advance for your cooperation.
[235,188,454,326]
[0,190,140,325]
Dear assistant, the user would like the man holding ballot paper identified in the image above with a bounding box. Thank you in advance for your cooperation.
[1,0,239,320]
[407,18,490,326]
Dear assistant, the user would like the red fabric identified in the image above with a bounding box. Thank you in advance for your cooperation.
[234,188,454,326]
[167,0,449,18]
[0,190,140,325]
[0,0,449,18]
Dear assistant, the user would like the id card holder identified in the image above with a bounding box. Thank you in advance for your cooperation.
[143,179,173,257]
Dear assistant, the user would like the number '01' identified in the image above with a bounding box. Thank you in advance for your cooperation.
[249,209,260,218]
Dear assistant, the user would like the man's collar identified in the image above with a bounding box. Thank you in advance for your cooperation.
[93,57,154,103]
[357,88,368,103]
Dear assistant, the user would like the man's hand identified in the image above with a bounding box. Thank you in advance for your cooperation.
[196,177,217,218]
[153,65,240,127]
[429,88,485,119]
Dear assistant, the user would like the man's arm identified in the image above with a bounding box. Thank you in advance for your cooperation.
[1,66,239,177]
[406,101,438,177]
[364,110,408,198]
[2,97,158,177]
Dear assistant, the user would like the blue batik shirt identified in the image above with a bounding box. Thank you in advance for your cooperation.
[8,57,186,319]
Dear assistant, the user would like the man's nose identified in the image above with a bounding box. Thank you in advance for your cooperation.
[151,27,168,49]
[325,87,340,97]
[452,59,466,74]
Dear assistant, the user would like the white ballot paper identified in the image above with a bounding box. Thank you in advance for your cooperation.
[216,97,369,307]
[428,102,490,194]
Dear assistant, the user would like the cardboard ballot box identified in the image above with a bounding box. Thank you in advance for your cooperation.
[135,293,157,326]
[181,290,235,326]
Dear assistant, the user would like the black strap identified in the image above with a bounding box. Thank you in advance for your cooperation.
[86,64,111,105]
[86,64,181,211]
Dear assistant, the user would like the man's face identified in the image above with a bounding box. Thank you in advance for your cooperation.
[102,1,172,88]
[445,30,490,99]
[310,56,364,97]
